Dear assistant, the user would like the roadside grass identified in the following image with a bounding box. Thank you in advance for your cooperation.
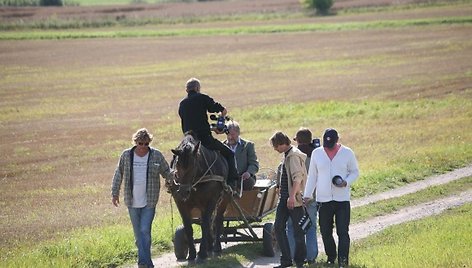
[1,16,471,40]
[349,203,472,268]
[0,211,188,268]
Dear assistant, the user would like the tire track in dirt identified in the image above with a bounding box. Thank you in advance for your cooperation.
[126,165,472,267]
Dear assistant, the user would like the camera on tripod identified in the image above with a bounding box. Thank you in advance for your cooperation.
[210,114,231,134]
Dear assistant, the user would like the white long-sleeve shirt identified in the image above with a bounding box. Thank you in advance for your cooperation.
[303,145,359,202]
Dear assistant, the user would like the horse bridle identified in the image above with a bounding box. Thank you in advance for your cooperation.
[172,149,222,194]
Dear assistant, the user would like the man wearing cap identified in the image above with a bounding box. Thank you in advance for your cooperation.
[303,128,359,268]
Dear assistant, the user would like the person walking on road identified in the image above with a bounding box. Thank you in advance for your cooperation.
[111,128,174,268]
[303,128,359,268]
[271,131,307,268]
[286,127,319,264]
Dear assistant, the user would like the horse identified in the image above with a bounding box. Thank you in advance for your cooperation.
[167,132,231,262]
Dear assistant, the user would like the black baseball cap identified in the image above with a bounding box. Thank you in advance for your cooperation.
[323,128,338,148]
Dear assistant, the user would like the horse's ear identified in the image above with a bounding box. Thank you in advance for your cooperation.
[193,141,201,154]
[171,149,181,156]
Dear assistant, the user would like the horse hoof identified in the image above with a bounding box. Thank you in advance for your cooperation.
[187,259,196,266]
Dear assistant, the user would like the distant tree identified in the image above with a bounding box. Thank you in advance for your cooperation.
[40,0,63,6]
[301,0,333,15]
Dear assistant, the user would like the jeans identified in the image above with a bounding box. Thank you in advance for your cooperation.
[128,206,156,267]
[318,201,351,264]
[274,199,306,265]
[287,201,318,261]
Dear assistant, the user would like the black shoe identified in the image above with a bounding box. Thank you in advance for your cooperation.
[305,259,315,265]
[296,263,304,268]
[339,258,348,268]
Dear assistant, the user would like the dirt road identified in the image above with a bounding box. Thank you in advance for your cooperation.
[124,165,472,267]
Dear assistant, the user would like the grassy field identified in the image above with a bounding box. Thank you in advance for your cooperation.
[350,203,472,268]
[0,0,471,267]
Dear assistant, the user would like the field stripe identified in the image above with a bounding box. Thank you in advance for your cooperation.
[1,16,471,40]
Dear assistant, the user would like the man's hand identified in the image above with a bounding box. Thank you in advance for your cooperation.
[220,108,228,117]
[303,197,312,206]
[287,196,295,210]
[112,196,120,207]
[241,171,251,181]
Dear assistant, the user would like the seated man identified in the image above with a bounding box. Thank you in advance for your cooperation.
[224,121,259,191]
[178,77,239,190]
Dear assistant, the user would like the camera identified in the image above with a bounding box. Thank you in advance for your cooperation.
[332,175,344,187]
[210,114,230,134]
[312,138,321,149]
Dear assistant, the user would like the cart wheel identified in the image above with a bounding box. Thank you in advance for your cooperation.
[173,225,188,260]
[263,222,277,257]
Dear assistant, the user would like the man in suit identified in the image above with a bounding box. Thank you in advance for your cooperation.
[224,121,259,191]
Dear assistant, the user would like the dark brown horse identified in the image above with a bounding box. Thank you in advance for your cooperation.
[168,132,230,262]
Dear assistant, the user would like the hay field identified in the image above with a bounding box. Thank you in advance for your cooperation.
[0,0,471,253]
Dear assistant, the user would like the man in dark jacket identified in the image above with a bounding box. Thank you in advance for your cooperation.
[178,77,239,190]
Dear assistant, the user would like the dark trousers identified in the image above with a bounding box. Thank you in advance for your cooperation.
[198,134,239,184]
[274,199,306,265]
[318,201,351,264]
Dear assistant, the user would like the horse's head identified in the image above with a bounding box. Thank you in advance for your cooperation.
[170,133,201,201]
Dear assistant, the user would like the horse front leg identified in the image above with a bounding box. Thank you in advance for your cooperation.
[197,206,213,262]
[182,217,197,261]
[176,203,197,261]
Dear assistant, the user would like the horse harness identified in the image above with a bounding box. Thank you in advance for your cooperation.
[170,148,226,194]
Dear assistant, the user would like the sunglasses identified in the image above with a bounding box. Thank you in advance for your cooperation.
[137,142,149,146]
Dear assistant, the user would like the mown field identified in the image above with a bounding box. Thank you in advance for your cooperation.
[0,0,471,267]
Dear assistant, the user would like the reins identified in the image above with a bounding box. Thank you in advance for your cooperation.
[190,149,219,188]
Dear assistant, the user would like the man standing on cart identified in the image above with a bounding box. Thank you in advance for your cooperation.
[270,131,307,268]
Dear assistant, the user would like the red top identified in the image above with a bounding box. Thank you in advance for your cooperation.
[324,143,341,160]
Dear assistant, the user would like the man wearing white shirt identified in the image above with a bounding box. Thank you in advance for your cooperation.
[303,128,359,268]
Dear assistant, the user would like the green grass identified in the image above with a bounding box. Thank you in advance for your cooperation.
[0,210,189,268]
[1,16,471,39]
[350,203,472,268]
